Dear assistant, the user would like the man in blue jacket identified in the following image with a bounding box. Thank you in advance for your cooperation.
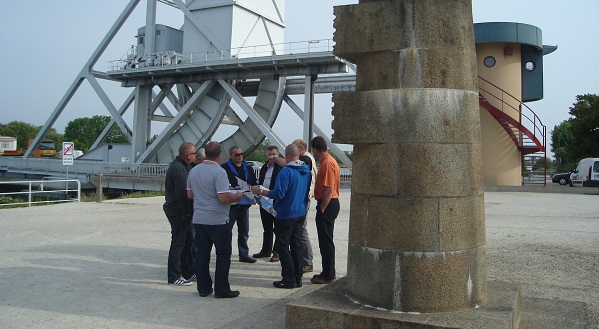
[251,144,311,289]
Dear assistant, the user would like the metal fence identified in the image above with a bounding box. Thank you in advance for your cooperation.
[109,39,335,71]
[103,163,169,177]
[252,167,352,184]
[0,179,81,207]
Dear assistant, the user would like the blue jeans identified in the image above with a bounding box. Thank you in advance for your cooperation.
[193,223,232,296]
[228,206,250,258]
[274,216,306,285]
[315,198,340,280]
[166,214,193,283]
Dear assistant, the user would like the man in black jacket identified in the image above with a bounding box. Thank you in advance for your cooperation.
[253,145,285,260]
[221,146,258,263]
[164,142,196,285]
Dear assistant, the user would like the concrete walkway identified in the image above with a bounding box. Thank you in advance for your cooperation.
[0,190,597,328]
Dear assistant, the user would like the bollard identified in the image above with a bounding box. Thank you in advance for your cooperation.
[96,174,103,203]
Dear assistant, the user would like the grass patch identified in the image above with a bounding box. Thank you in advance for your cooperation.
[81,190,165,202]
[0,194,72,209]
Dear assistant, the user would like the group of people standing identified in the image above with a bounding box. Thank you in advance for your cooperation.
[163,137,341,299]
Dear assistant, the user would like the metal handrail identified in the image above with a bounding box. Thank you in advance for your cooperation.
[103,163,169,177]
[477,76,546,145]
[0,179,81,207]
[109,39,335,71]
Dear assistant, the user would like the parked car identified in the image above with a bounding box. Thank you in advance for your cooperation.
[245,161,263,172]
[551,171,573,185]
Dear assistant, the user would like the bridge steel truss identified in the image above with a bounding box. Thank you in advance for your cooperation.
[24,0,354,170]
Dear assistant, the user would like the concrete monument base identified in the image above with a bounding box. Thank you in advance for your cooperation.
[286,278,521,329]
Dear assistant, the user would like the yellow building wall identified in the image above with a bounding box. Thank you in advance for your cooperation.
[476,43,523,186]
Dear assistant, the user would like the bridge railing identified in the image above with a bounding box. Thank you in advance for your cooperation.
[103,163,169,177]
[0,179,80,207]
[109,39,335,71]
[0,157,170,178]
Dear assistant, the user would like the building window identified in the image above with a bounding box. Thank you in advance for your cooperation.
[524,61,535,71]
[484,56,496,68]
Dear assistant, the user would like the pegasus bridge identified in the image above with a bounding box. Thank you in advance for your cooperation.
[0,0,357,191]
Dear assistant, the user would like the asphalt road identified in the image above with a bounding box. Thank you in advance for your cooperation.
[0,190,597,328]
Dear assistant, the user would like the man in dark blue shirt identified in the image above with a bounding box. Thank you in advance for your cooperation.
[164,142,196,285]
[221,146,258,263]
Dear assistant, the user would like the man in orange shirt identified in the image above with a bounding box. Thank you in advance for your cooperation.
[309,136,341,284]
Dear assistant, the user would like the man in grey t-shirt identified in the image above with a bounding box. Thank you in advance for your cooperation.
[187,141,244,299]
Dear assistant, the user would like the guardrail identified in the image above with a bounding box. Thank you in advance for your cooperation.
[103,163,169,176]
[109,39,335,71]
[340,167,352,183]
[0,179,81,207]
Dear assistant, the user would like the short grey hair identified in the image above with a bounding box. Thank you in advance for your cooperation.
[196,148,206,159]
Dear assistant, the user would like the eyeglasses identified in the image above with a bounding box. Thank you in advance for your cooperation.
[189,152,196,156]
[233,153,243,157]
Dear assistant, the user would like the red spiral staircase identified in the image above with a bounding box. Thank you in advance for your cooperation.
[477,76,547,185]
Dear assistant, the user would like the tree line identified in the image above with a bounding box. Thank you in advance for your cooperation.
[0,116,128,153]
[550,93,599,171]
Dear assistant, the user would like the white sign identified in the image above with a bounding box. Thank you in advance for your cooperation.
[62,142,74,166]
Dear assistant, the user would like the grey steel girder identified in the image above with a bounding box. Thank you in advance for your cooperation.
[283,95,352,168]
[90,90,136,150]
[218,79,286,153]
[136,80,216,163]
[24,0,141,158]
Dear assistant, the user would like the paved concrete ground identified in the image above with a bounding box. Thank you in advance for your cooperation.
[0,190,597,328]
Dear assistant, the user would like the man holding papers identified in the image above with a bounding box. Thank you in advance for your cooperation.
[251,144,311,289]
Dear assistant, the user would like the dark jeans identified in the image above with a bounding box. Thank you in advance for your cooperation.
[228,206,250,258]
[301,200,313,266]
[274,216,305,285]
[193,223,232,296]
[315,198,340,280]
[166,214,193,283]
[258,207,276,255]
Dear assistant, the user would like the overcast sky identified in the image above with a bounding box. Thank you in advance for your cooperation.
[1,0,597,157]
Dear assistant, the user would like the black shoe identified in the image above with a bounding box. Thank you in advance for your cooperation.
[252,252,271,258]
[311,276,335,284]
[296,279,303,288]
[215,290,240,299]
[269,251,279,262]
[239,256,257,263]
[199,288,213,297]
[273,280,296,289]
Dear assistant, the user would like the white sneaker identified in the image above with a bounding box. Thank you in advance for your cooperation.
[169,278,192,286]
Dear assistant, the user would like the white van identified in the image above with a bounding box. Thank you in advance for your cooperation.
[569,158,599,187]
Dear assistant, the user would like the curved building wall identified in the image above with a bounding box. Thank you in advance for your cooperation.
[476,43,522,186]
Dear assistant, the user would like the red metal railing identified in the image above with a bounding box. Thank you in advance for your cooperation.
[477,76,546,152]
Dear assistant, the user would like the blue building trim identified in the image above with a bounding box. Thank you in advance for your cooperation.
[474,22,556,102]
[474,22,543,49]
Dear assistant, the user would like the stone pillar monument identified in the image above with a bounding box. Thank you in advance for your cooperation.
[332,0,487,312]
